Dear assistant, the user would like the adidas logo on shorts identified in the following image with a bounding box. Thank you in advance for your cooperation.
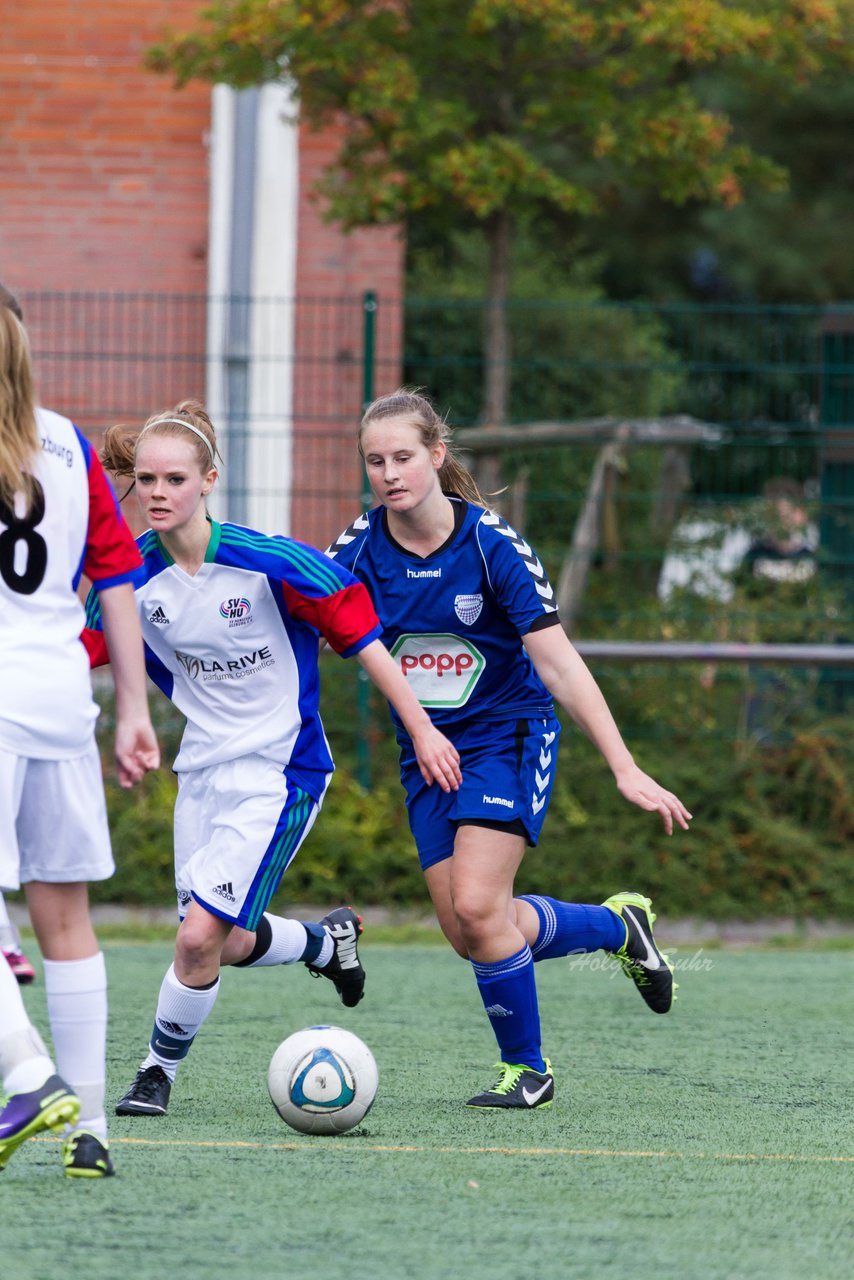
[212,881,236,903]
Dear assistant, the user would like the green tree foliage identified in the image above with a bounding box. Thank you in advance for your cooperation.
[593,74,854,303]
[148,0,854,419]
[405,241,685,426]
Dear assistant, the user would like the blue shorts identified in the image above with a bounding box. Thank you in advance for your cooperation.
[400,714,561,871]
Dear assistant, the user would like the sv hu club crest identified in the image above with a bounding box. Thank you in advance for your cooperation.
[454,593,483,626]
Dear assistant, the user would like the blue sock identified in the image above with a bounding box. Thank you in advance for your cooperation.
[300,922,326,964]
[519,895,625,959]
[470,944,545,1072]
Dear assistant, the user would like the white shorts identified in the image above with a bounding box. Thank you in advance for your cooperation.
[173,754,329,930]
[0,742,114,891]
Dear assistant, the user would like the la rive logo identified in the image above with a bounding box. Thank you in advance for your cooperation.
[219,597,253,627]
[175,646,274,683]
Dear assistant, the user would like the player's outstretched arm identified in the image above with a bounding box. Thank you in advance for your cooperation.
[355,639,461,792]
[523,625,692,835]
[98,582,160,788]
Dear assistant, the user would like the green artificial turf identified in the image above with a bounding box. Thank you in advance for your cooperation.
[2,943,851,1280]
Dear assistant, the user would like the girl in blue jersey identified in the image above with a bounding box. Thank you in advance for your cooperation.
[328,390,692,1110]
[85,400,460,1118]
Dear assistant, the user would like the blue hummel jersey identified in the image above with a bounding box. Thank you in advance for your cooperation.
[326,499,560,732]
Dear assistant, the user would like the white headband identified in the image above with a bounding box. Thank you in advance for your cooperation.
[137,417,216,464]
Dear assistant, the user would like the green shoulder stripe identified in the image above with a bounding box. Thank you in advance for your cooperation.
[85,590,102,629]
[219,525,342,595]
[138,530,159,557]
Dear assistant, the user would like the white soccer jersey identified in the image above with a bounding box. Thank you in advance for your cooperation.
[84,520,381,798]
[0,407,142,758]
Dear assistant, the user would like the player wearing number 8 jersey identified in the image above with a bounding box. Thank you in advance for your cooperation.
[0,295,159,1177]
[327,390,692,1110]
[82,400,459,1118]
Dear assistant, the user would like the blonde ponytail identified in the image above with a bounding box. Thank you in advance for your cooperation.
[0,309,39,511]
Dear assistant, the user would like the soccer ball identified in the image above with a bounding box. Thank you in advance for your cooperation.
[267,1025,378,1135]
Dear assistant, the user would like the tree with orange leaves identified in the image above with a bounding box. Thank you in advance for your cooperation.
[148,0,854,422]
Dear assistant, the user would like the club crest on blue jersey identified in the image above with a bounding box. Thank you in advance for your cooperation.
[219,596,253,627]
[454,593,483,626]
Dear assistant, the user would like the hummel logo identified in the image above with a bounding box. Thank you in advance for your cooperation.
[148,606,170,624]
[212,881,236,904]
[624,906,661,970]
[484,1003,513,1017]
[522,1081,552,1106]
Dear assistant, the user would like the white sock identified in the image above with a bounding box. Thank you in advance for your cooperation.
[314,934,334,968]
[142,964,220,1082]
[244,915,314,967]
[0,952,53,1093]
[44,953,108,1138]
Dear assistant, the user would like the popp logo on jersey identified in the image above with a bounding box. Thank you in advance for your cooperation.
[390,633,484,708]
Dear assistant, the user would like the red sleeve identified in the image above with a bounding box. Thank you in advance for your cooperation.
[280,579,382,656]
[84,448,142,587]
[81,626,110,668]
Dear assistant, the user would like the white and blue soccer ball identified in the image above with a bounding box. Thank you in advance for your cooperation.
[267,1025,378,1135]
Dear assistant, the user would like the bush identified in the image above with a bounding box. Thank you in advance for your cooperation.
[97,698,854,921]
[519,720,854,920]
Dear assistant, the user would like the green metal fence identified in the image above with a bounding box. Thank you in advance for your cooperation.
[22,290,854,752]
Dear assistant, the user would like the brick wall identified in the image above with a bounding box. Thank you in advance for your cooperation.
[1,2,212,294]
[0,2,403,544]
[292,123,404,544]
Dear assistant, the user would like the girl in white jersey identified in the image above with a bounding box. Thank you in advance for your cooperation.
[327,390,692,1110]
[84,400,460,1119]
[0,300,159,1178]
